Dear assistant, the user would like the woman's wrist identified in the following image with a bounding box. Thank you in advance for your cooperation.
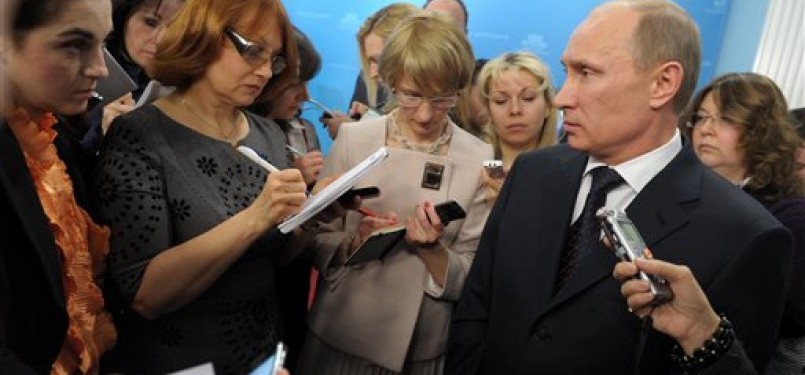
[678,310,722,354]
[238,205,273,240]
[671,314,735,373]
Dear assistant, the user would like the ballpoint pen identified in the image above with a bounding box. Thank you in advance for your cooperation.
[306,98,334,117]
[238,145,312,196]
[237,145,280,172]
[285,144,305,157]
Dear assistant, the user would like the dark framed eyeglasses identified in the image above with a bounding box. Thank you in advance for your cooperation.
[225,28,287,75]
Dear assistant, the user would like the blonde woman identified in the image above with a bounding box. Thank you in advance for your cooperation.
[321,3,418,139]
[478,51,558,203]
[299,12,491,375]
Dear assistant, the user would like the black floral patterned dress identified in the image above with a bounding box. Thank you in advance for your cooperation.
[95,105,291,375]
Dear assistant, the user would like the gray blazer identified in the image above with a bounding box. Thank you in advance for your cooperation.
[308,115,493,371]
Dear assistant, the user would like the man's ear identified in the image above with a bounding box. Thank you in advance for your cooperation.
[648,61,683,110]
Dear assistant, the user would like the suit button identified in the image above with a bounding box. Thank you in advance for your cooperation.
[535,327,551,341]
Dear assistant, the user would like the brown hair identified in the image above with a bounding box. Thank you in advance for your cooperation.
[150,0,297,93]
[682,72,804,201]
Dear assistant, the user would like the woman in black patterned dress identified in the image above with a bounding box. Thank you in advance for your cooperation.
[94,0,307,373]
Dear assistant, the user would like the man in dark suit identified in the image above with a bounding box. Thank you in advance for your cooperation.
[446,1,793,374]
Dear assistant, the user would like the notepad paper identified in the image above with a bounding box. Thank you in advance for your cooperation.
[278,147,389,233]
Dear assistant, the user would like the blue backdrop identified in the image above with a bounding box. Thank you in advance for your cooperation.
[285,0,732,152]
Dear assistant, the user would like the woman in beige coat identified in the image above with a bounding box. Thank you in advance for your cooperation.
[298,12,492,375]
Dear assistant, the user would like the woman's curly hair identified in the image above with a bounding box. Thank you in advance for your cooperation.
[682,72,803,201]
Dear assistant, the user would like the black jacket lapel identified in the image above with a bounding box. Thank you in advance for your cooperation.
[543,145,700,314]
[0,121,65,308]
[532,149,589,318]
[626,146,699,247]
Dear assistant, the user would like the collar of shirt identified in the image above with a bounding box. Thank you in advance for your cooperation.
[572,128,683,222]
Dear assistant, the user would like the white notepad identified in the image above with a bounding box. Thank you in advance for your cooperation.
[278,146,389,233]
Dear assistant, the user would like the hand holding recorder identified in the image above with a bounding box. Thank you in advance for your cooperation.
[597,208,672,304]
[603,209,722,355]
[613,259,722,355]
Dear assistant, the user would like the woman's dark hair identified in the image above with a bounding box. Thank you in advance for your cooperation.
[472,58,488,85]
[249,26,321,116]
[107,0,154,57]
[12,0,62,41]
[105,0,169,91]
[792,107,805,140]
[295,26,321,83]
[682,73,803,201]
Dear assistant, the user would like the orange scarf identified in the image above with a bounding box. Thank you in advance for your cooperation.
[7,108,116,375]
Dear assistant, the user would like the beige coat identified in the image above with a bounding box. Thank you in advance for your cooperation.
[307,115,493,371]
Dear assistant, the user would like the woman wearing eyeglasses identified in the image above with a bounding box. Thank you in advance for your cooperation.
[682,72,805,375]
[94,0,307,373]
[298,12,492,375]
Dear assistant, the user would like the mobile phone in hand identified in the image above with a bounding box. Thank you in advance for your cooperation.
[338,186,381,205]
[433,200,466,224]
[483,160,506,179]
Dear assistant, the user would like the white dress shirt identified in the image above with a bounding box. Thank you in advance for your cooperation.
[571,128,683,223]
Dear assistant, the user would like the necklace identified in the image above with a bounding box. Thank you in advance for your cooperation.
[178,96,242,145]
[386,112,452,155]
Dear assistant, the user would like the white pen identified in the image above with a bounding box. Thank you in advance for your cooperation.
[285,144,305,157]
[237,145,280,173]
[306,98,334,117]
[238,145,312,196]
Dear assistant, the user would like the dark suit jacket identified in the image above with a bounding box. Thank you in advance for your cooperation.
[447,143,793,375]
[0,120,80,374]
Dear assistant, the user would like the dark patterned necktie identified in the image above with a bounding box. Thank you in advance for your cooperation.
[556,166,625,292]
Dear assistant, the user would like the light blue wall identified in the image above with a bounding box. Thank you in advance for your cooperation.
[285,0,765,153]
[714,0,770,76]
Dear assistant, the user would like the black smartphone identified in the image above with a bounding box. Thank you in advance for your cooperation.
[338,186,381,204]
[433,200,466,224]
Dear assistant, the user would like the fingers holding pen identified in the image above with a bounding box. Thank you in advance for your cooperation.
[258,169,307,228]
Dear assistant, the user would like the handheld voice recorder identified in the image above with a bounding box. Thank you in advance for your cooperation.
[596,208,673,304]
